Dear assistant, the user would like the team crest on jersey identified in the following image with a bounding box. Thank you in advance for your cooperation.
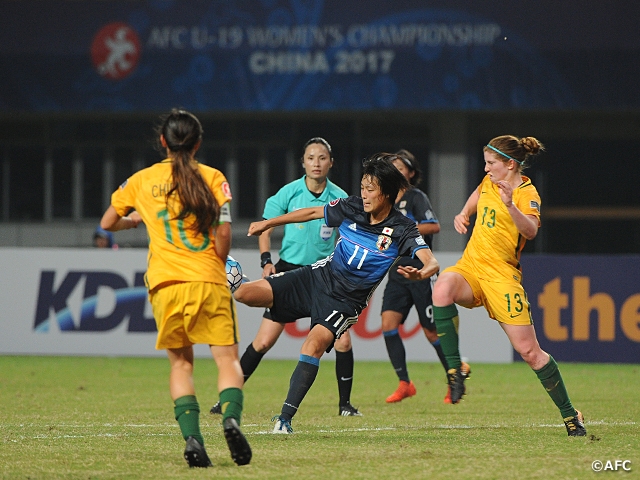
[221,181,232,200]
[329,199,340,206]
[377,234,392,251]
[530,200,540,212]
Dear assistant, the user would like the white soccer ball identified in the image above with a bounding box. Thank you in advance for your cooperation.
[226,256,245,293]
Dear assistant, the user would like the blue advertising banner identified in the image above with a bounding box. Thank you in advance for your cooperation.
[520,255,640,364]
[1,0,639,113]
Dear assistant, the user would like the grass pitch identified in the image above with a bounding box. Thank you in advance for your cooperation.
[0,356,638,479]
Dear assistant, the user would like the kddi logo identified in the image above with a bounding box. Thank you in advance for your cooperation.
[33,271,155,332]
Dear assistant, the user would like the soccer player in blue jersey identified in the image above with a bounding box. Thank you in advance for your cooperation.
[381,149,457,404]
[211,137,362,417]
[233,153,440,433]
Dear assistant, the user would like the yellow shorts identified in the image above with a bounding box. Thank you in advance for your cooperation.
[443,260,533,326]
[149,281,239,349]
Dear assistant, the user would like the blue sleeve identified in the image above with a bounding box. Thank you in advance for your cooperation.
[324,197,350,227]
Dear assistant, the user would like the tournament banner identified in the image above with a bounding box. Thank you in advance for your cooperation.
[1,0,638,112]
[0,248,511,363]
[520,255,640,364]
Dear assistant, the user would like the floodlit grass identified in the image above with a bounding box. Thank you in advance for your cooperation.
[0,356,638,479]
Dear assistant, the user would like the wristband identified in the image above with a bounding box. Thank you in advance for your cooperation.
[260,252,273,268]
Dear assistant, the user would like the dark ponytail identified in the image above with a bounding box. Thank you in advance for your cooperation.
[157,109,220,235]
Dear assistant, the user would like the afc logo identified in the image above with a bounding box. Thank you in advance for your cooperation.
[91,22,141,80]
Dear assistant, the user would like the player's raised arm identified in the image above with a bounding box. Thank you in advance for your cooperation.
[248,206,325,236]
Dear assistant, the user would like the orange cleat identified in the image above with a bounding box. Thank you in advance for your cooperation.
[443,386,452,404]
[386,380,417,403]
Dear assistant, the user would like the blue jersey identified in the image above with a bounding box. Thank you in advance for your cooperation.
[321,195,429,310]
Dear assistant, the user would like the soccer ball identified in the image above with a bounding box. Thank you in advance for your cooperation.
[226,256,245,293]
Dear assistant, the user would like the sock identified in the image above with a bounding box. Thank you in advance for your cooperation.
[280,355,319,421]
[219,387,244,425]
[174,395,203,445]
[383,329,409,382]
[534,355,576,419]
[335,349,355,406]
[240,343,265,383]
[433,304,461,370]
[430,338,449,374]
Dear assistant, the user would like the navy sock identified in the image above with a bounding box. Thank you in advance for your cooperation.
[383,329,409,382]
[335,349,354,406]
[430,338,449,374]
[240,342,265,383]
[281,355,319,421]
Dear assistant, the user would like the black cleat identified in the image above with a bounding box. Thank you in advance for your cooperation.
[183,436,212,468]
[564,410,587,436]
[447,362,471,404]
[223,417,252,466]
[210,401,222,415]
[339,403,363,416]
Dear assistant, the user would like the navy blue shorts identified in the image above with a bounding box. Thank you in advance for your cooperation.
[381,273,437,330]
[262,258,303,321]
[266,264,358,340]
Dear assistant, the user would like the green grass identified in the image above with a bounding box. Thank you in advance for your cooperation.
[0,356,638,479]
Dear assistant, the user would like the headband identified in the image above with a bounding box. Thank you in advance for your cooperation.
[486,144,522,165]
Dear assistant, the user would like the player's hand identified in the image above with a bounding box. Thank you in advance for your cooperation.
[496,180,514,207]
[397,265,422,280]
[454,212,470,234]
[128,211,143,228]
[262,263,276,278]
[248,220,269,236]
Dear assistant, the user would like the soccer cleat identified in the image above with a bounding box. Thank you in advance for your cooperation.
[183,436,213,468]
[443,386,452,404]
[386,380,417,403]
[210,401,222,415]
[564,409,587,437]
[223,417,252,465]
[447,361,471,404]
[271,415,293,434]
[339,403,363,416]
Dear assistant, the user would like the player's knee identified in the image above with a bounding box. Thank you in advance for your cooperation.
[334,332,352,352]
[253,337,276,353]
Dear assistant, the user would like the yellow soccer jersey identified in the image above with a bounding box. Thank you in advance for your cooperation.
[462,175,541,283]
[111,159,232,290]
